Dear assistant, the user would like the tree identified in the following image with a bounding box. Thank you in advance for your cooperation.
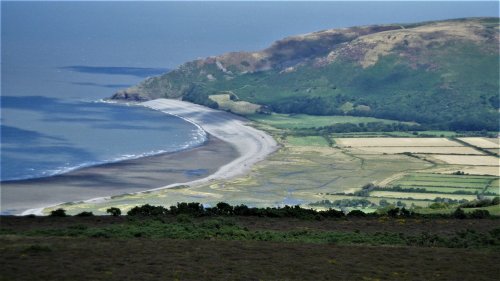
[128,204,167,216]
[49,208,67,217]
[379,199,390,207]
[106,207,122,217]
[453,208,466,219]
[216,202,234,215]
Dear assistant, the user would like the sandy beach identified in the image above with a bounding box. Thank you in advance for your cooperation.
[142,99,279,188]
[6,99,277,215]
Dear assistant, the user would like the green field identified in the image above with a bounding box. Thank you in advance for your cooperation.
[369,191,479,201]
[385,173,497,199]
[320,194,431,208]
[247,113,411,129]
[396,186,482,194]
[285,135,330,147]
[395,181,488,189]
[402,175,494,183]
[392,174,495,187]
[385,131,461,137]
[415,204,500,216]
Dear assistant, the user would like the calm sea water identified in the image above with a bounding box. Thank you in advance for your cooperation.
[1,1,498,182]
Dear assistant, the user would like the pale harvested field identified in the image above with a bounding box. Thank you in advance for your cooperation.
[335,138,461,147]
[437,166,500,177]
[429,155,499,166]
[458,137,500,148]
[344,146,482,155]
[369,191,478,201]
[486,148,500,155]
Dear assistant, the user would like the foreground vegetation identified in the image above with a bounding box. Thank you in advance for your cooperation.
[2,203,500,280]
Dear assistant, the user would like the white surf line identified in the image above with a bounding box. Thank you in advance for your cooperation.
[21,99,278,215]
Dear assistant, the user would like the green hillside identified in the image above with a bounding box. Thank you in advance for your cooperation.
[112,18,499,131]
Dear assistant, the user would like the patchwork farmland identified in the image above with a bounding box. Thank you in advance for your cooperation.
[45,111,499,216]
[330,136,499,213]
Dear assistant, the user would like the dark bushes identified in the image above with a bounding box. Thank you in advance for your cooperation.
[123,202,496,220]
[106,207,121,217]
[125,202,347,219]
[127,204,168,216]
[49,208,67,217]
[75,211,94,217]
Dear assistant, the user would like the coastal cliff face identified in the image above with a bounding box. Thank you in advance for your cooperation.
[112,18,500,130]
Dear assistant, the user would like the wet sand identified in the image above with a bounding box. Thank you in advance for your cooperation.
[1,136,238,214]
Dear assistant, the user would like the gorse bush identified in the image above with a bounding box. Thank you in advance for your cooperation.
[49,208,67,217]
[75,211,94,217]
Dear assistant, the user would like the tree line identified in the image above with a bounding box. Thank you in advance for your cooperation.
[46,201,495,220]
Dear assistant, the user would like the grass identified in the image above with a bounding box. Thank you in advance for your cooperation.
[395,181,487,189]
[395,186,482,194]
[403,174,494,182]
[387,173,497,198]
[368,191,479,201]
[286,135,330,147]
[247,113,411,129]
[386,131,461,137]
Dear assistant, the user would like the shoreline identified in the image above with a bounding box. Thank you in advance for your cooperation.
[3,136,236,215]
[142,99,279,185]
[17,99,278,215]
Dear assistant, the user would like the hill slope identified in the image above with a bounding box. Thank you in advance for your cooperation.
[112,18,500,131]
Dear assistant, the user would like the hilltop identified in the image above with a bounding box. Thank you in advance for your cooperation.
[112,17,499,131]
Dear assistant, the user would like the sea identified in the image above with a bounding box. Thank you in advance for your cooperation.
[1,1,498,182]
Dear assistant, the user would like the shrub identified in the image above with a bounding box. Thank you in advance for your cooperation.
[75,211,94,217]
[453,208,467,219]
[460,199,494,208]
[387,208,400,218]
[347,210,367,217]
[385,207,413,218]
[23,244,52,253]
[470,209,490,219]
[176,214,193,223]
[106,207,122,217]
[49,208,67,217]
[128,204,167,216]
[319,208,345,218]
[492,197,499,205]
[429,202,449,209]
